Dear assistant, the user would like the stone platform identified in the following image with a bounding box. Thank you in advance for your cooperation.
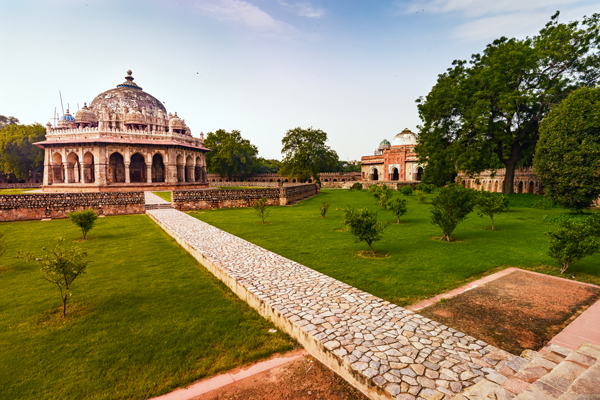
[147,208,528,400]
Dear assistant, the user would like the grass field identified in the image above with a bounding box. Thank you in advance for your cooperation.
[0,215,295,400]
[0,188,36,195]
[152,191,172,202]
[192,189,600,306]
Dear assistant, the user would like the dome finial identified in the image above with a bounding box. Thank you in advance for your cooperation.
[117,70,142,90]
[125,70,134,82]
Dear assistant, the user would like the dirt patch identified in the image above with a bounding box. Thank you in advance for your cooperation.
[419,270,600,355]
[193,354,368,400]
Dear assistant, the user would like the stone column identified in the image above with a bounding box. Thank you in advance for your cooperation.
[186,166,195,183]
[125,163,131,184]
[165,163,177,184]
[63,163,71,183]
[147,164,152,183]
[43,155,51,186]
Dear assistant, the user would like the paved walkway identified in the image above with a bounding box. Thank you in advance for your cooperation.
[147,208,525,400]
[145,191,170,205]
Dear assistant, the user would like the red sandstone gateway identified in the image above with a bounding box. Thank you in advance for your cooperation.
[35,70,211,193]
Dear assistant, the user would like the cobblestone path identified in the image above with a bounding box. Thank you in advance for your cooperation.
[146,208,570,400]
[145,191,170,205]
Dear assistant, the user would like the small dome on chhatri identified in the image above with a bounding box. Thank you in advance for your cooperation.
[59,109,75,122]
[379,139,390,146]
[57,109,76,128]
[125,107,146,124]
[392,128,418,146]
[75,103,98,124]
[169,112,184,128]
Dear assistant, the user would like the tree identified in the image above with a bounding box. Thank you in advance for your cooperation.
[430,184,475,241]
[0,115,19,131]
[255,158,282,174]
[319,199,330,218]
[416,12,600,193]
[253,197,270,224]
[342,207,385,255]
[534,86,600,210]
[546,215,600,274]
[387,198,407,223]
[398,185,413,196]
[68,209,98,240]
[475,190,509,230]
[0,123,45,181]
[18,238,90,318]
[280,127,338,183]
[204,129,258,180]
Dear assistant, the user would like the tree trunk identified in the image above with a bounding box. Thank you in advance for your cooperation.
[62,294,68,318]
[368,243,375,256]
[502,158,518,195]
[491,216,495,231]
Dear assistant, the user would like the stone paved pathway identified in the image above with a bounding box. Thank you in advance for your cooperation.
[147,208,524,400]
[145,191,170,205]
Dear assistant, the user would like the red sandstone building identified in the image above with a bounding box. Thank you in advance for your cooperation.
[35,71,210,192]
[360,128,423,182]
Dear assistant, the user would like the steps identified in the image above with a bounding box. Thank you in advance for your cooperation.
[145,203,173,210]
[454,343,600,400]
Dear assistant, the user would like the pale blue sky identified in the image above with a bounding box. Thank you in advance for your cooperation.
[0,0,597,160]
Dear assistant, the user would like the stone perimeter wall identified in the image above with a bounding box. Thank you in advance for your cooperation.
[0,192,145,221]
[173,184,318,210]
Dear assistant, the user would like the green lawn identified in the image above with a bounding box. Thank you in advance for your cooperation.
[0,215,294,400]
[192,189,600,306]
[0,188,36,195]
[152,191,172,202]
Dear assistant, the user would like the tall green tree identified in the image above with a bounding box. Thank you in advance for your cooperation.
[0,123,45,181]
[416,12,600,193]
[255,157,282,174]
[0,115,19,130]
[280,127,338,183]
[534,86,600,210]
[204,129,258,180]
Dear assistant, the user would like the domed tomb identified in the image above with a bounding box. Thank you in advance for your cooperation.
[392,128,418,146]
[89,70,167,117]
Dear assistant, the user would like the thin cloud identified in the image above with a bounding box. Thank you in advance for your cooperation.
[278,1,326,19]
[403,0,583,17]
[195,0,292,33]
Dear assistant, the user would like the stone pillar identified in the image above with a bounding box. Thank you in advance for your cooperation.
[147,165,152,183]
[43,158,51,186]
[63,163,71,183]
[74,164,80,183]
[165,163,177,184]
[186,166,195,183]
[125,163,131,184]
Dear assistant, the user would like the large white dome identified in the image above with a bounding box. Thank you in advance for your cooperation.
[391,128,417,146]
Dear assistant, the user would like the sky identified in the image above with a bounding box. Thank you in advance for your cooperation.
[0,0,597,161]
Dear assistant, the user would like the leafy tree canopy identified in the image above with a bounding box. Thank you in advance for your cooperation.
[342,206,386,255]
[415,12,600,193]
[430,184,475,241]
[280,127,338,182]
[0,123,45,181]
[255,157,282,174]
[534,86,600,210]
[0,115,19,131]
[204,129,258,180]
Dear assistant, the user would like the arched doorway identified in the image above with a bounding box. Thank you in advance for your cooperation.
[518,181,524,193]
[152,153,165,182]
[109,152,125,183]
[493,181,498,192]
[391,168,399,181]
[83,151,95,183]
[52,152,64,183]
[130,153,146,183]
[66,152,80,183]
[529,181,534,193]
[185,155,194,182]
[416,167,423,181]
[176,154,184,182]
[372,168,379,181]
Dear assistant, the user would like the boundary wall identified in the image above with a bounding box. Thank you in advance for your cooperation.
[173,184,318,210]
[0,192,145,221]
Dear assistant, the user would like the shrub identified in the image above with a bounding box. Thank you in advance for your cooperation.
[398,185,413,195]
[416,190,428,204]
[416,183,435,193]
[351,182,363,190]
[378,191,391,210]
[253,197,271,224]
[387,198,407,223]
[546,214,600,274]
[342,206,386,255]
[475,190,509,230]
[320,199,330,218]
[68,209,98,240]
[430,184,475,241]
[368,184,381,197]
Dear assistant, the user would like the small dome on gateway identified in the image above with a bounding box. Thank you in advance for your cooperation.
[392,128,417,146]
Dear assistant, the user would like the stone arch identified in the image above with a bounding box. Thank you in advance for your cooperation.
[370,167,379,181]
[152,153,165,182]
[109,152,125,183]
[416,167,423,181]
[308,179,312,183]
[493,181,498,193]
[342,178,346,182]
[391,168,399,181]
[176,154,184,183]
[130,153,146,183]
[51,152,64,183]
[82,151,95,183]
[518,181,524,193]
[195,156,203,182]
[529,181,534,194]
[324,179,329,182]
[66,152,81,183]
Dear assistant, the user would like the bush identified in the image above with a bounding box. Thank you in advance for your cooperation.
[342,206,386,255]
[546,214,600,274]
[475,190,509,230]
[253,197,271,224]
[398,185,413,195]
[350,182,363,191]
[368,184,381,197]
[68,209,98,240]
[416,190,428,204]
[430,184,475,241]
[387,198,407,223]
[320,199,330,218]
[416,183,435,193]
